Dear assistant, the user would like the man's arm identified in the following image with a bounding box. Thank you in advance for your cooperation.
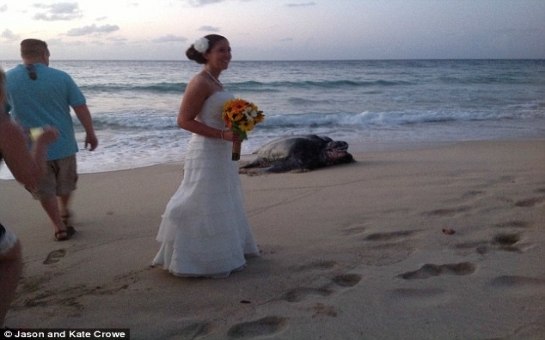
[72,104,98,151]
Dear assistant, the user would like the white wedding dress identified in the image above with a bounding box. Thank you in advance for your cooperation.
[152,91,260,278]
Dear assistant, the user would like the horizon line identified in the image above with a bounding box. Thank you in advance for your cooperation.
[2,58,544,63]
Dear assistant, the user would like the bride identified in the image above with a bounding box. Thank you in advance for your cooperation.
[152,35,260,278]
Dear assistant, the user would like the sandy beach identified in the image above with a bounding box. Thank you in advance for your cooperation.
[1,139,544,340]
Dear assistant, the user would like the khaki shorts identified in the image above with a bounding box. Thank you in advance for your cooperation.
[28,155,78,200]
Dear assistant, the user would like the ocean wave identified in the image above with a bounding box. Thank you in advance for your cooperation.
[78,110,177,131]
[228,79,412,92]
[78,104,545,133]
[228,109,545,132]
[81,79,412,95]
[438,75,544,85]
[80,75,545,95]
[81,82,187,93]
[79,76,545,96]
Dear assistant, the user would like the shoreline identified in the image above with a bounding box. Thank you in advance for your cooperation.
[3,134,544,181]
[1,139,544,339]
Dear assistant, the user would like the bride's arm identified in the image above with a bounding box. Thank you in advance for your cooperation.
[177,76,239,142]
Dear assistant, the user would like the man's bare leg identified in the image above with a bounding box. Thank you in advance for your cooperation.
[40,196,69,239]
[58,193,72,226]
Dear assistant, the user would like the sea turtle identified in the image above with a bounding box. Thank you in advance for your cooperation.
[240,134,354,173]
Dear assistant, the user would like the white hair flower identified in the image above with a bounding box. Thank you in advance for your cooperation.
[193,37,209,54]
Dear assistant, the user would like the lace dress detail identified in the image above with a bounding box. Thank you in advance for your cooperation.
[153,91,259,278]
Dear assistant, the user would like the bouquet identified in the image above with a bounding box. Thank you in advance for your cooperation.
[222,98,265,160]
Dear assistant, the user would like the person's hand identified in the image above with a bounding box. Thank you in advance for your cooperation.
[35,127,58,146]
[223,130,242,143]
[85,132,98,151]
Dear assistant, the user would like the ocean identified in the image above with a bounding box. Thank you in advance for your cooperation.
[1,59,544,177]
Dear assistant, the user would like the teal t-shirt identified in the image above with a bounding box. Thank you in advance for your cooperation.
[5,63,86,161]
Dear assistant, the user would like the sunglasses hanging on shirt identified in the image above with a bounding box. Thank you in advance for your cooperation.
[25,64,37,80]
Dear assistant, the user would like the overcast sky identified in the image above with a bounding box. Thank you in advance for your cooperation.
[1,0,544,61]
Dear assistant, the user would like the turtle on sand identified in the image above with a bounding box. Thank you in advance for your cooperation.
[240,134,354,173]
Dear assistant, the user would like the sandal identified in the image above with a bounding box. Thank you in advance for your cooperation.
[61,210,72,227]
[55,226,76,241]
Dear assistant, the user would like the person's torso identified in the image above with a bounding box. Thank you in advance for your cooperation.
[197,91,234,129]
[6,64,86,160]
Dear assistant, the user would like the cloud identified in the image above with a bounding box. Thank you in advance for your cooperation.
[67,24,120,37]
[285,2,316,7]
[1,29,19,41]
[0,4,7,12]
[33,2,82,21]
[185,0,226,7]
[198,25,220,32]
[184,0,257,7]
[107,37,128,44]
[152,34,187,43]
[189,0,224,6]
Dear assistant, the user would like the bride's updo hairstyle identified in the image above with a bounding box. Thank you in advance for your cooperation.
[186,34,227,64]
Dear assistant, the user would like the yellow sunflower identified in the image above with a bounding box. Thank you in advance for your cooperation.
[238,120,255,132]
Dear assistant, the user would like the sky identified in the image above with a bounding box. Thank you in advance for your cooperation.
[0,0,544,61]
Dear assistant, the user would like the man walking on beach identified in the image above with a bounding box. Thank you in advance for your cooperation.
[5,39,98,241]
[1,67,59,327]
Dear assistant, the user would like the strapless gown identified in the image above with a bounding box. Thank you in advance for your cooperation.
[152,91,260,278]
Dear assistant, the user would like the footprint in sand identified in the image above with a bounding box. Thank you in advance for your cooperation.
[514,196,545,207]
[424,205,472,217]
[308,302,339,318]
[455,240,489,251]
[489,276,545,298]
[360,230,417,266]
[160,322,211,340]
[279,261,362,325]
[290,260,337,271]
[227,316,288,339]
[398,262,476,280]
[489,275,545,288]
[341,222,368,236]
[364,230,416,242]
[495,220,532,229]
[456,230,526,255]
[492,233,522,252]
[282,287,332,302]
[282,273,363,302]
[461,190,486,198]
[43,249,66,264]
[331,274,362,287]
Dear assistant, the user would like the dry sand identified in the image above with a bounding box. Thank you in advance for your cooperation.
[1,140,544,340]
